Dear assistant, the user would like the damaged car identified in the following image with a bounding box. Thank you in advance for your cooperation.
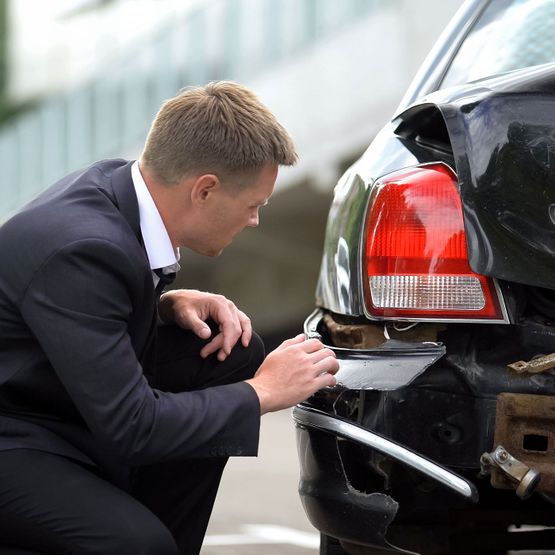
[293,0,555,553]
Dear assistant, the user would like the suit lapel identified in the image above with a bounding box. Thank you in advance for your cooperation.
[111,161,142,243]
[110,161,159,367]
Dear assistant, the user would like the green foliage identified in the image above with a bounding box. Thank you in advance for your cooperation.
[0,0,37,128]
[0,0,6,95]
[0,97,38,127]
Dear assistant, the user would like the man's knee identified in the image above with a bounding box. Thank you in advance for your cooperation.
[226,330,265,382]
[197,329,265,388]
[246,330,265,376]
[153,323,265,390]
[104,515,178,555]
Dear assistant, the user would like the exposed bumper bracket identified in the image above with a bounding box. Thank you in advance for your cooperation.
[480,445,541,499]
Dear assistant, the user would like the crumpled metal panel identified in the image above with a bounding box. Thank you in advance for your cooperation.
[332,340,446,391]
[305,309,446,391]
[423,63,555,289]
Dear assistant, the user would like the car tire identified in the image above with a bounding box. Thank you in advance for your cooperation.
[320,534,397,555]
[320,534,348,555]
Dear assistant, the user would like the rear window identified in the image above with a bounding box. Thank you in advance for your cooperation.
[442,0,555,88]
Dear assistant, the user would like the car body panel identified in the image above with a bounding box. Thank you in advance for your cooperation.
[431,64,555,289]
[300,1,555,552]
[317,63,555,316]
[295,424,406,553]
[315,126,428,316]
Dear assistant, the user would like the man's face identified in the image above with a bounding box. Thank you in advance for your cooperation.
[184,164,278,256]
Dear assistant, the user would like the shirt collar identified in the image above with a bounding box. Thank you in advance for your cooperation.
[131,161,180,271]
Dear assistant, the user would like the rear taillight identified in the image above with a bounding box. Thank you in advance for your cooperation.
[364,164,505,321]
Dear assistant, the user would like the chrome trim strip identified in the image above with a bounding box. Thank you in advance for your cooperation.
[292,405,478,502]
[304,308,324,338]
[493,277,510,323]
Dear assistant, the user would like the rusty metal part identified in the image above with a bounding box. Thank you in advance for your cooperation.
[480,445,541,499]
[508,352,555,374]
[491,393,555,493]
[323,312,444,349]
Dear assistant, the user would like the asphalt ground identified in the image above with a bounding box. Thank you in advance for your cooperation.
[201,409,318,555]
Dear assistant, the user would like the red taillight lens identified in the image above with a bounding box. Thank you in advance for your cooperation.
[364,164,504,320]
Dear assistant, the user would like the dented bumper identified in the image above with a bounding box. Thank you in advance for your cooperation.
[296,307,555,552]
[294,405,477,553]
[293,406,477,501]
[296,405,481,553]
[295,310,482,552]
[295,417,403,552]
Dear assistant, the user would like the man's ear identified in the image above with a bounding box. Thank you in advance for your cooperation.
[190,174,220,206]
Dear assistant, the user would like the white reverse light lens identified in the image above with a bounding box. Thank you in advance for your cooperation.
[370,275,486,311]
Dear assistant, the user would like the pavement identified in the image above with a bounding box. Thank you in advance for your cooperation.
[201,409,319,555]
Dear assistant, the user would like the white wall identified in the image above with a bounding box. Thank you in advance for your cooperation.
[249,0,462,193]
[7,0,205,98]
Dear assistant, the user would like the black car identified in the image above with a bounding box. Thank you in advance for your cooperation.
[293,0,555,553]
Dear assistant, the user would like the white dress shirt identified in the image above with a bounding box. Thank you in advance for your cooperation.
[131,161,180,287]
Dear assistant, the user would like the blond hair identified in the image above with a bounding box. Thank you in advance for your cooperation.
[141,81,297,186]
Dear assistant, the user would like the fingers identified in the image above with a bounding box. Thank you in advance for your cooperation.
[238,310,252,348]
[301,338,331,354]
[277,336,339,377]
[218,316,241,360]
[199,332,242,362]
[278,336,333,358]
[278,334,305,348]
[200,333,224,360]
[315,371,337,389]
[185,312,212,340]
[199,329,246,361]
[209,298,250,360]
[308,347,338,368]
[276,335,325,352]
[199,316,249,361]
[246,338,340,414]
[171,291,251,361]
[312,355,340,376]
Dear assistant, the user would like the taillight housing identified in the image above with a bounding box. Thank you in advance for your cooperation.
[363,164,506,321]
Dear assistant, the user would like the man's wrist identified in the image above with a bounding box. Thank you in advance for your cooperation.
[244,378,272,415]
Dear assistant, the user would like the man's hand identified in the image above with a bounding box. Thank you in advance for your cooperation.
[246,334,339,414]
[158,289,251,361]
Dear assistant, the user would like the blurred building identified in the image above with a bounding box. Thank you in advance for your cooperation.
[0,0,460,338]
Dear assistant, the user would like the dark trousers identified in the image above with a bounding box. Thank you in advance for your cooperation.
[0,325,265,555]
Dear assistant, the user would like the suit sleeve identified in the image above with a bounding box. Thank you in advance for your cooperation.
[20,238,260,465]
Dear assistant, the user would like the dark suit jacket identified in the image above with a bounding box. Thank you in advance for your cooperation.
[0,159,260,475]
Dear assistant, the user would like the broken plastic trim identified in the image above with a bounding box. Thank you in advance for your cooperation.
[305,308,446,390]
[292,405,478,502]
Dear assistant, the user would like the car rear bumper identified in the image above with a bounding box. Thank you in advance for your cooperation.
[296,309,484,552]
[294,405,477,553]
[293,405,477,501]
